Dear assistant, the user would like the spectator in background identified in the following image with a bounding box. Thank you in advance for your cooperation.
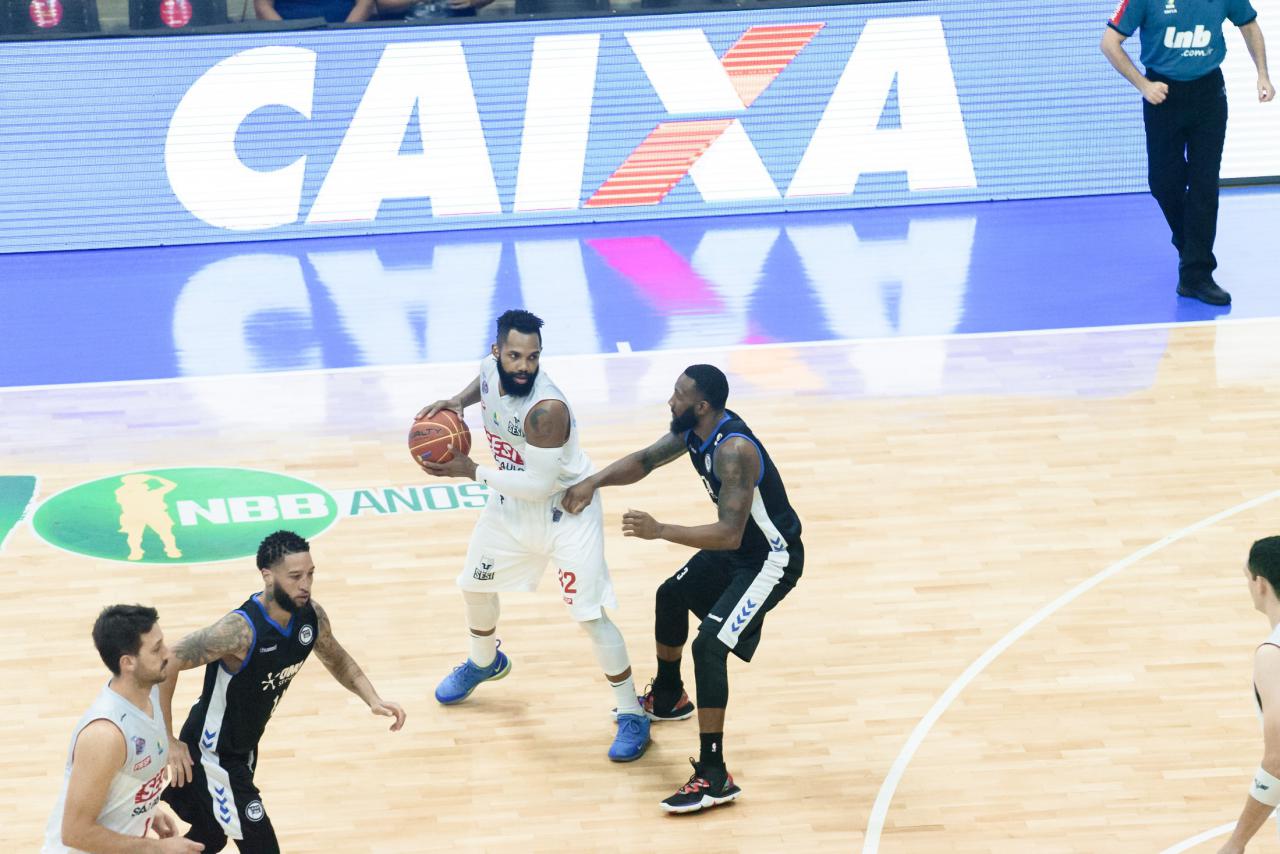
[255,0,372,23]
[374,0,491,22]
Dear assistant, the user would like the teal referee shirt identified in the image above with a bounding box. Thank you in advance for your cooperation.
[1109,0,1258,80]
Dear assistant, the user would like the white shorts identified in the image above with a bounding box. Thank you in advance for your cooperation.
[457,491,617,622]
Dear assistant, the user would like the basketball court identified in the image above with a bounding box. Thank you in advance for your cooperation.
[4,189,1280,851]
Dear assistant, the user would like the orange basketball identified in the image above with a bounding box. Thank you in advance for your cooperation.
[408,409,472,465]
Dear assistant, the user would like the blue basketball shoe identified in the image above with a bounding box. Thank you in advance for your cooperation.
[608,713,651,762]
[434,645,511,705]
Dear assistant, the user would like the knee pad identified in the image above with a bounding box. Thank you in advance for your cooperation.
[691,630,730,709]
[579,611,631,676]
[462,591,499,632]
[655,577,689,648]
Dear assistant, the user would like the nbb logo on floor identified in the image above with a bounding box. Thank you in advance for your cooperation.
[1,469,486,564]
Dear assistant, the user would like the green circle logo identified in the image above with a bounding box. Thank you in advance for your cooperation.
[32,468,338,564]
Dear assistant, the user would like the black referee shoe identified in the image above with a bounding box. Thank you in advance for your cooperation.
[1177,277,1231,306]
[660,758,741,814]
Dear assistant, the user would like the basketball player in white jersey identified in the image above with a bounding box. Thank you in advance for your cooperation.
[44,604,202,853]
[1219,536,1280,853]
[416,309,650,762]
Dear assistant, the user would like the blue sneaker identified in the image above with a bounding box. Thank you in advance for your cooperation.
[608,713,651,762]
[434,647,511,705]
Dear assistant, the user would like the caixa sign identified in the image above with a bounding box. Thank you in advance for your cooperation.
[163,15,978,232]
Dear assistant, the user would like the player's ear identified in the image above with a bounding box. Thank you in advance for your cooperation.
[491,341,500,359]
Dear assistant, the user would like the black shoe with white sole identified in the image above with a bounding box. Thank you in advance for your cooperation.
[660,758,741,814]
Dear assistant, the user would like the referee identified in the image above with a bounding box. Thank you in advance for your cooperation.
[1102,0,1273,306]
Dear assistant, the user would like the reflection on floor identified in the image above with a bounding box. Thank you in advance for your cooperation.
[2,187,1277,388]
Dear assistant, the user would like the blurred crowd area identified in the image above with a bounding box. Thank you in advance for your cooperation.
[3,0,849,37]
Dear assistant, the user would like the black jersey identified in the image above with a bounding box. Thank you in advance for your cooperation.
[684,410,802,560]
[179,594,317,760]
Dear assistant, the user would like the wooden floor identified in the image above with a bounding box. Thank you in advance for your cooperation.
[6,320,1280,852]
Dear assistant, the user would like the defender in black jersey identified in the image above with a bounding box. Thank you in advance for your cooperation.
[159,531,406,852]
[564,364,803,813]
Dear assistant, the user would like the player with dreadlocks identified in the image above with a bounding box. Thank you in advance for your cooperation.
[158,531,406,852]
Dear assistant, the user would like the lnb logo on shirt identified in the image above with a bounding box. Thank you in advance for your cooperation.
[1165,24,1212,50]
[31,467,338,564]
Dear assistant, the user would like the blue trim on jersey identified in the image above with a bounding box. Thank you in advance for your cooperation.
[718,432,765,486]
[251,593,295,637]
[695,414,733,454]
[222,610,256,676]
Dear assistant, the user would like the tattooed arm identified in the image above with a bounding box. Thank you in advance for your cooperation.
[161,610,253,786]
[621,436,759,551]
[313,602,406,732]
[562,431,686,514]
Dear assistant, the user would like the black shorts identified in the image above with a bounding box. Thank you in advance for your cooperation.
[671,541,803,662]
[162,745,279,854]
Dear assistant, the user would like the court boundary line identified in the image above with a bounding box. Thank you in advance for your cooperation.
[3,315,1279,395]
[862,488,1280,853]
[1159,821,1237,853]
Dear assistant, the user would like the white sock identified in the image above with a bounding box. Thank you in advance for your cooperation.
[469,631,497,669]
[610,674,643,717]
[463,592,499,668]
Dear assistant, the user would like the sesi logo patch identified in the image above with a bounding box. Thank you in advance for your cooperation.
[484,431,525,469]
[134,770,166,805]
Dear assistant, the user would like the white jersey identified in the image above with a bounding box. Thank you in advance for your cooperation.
[1258,623,1280,716]
[478,355,593,498]
[44,683,169,853]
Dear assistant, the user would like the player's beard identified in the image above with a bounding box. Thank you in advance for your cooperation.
[496,360,538,398]
[670,404,698,434]
[272,582,303,614]
[137,658,168,687]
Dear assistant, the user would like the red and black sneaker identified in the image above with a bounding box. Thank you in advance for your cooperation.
[639,682,695,722]
[660,758,741,813]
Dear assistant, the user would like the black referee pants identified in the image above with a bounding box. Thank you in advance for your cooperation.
[1142,67,1228,284]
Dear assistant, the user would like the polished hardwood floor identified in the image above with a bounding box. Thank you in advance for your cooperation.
[6,320,1280,852]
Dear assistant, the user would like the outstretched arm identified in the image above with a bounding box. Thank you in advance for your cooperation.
[622,436,759,551]
[562,431,686,514]
[313,602,406,732]
[162,612,253,786]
